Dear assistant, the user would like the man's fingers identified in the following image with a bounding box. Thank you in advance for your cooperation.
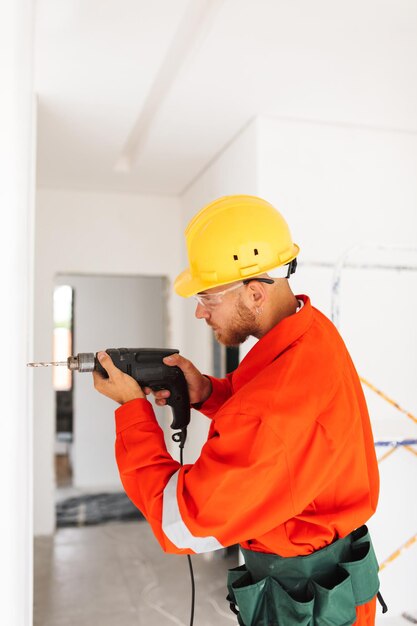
[97,351,119,377]
[163,353,182,366]
[143,384,168,405]
[163,353,194,374]
[162,352,210,405]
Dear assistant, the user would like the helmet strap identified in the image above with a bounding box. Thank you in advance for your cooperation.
[286,258,297,278]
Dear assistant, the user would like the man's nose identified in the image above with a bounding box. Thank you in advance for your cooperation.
[195,302,210,320]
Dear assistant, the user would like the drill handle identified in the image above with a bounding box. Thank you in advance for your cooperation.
[151,369,190,431]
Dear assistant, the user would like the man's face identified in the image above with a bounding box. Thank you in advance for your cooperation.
[194,283,258,347]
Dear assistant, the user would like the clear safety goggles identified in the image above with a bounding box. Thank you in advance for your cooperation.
[193,278,274,310]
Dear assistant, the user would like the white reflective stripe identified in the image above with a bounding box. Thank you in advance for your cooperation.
[162,470,224,553]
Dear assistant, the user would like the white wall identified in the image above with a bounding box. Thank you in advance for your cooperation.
[34,189,183,534]
[1,1,35,623]
[258,116,417,263]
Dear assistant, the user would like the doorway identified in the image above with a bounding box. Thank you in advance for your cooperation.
[53,273,167,523]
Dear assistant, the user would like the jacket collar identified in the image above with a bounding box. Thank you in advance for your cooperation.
[232,295,313,391]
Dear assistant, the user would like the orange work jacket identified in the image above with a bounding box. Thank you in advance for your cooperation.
[115,295,379,619]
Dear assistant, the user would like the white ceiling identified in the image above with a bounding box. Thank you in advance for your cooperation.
[35,0,417,195]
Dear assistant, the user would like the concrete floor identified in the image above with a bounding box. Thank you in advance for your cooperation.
[34,520,238,626]
[34,518,409,626]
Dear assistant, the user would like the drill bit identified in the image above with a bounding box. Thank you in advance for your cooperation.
[27,353,96,372]
[27,361,68,367]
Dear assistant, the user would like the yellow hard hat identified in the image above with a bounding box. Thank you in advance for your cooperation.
[174,195,299,297]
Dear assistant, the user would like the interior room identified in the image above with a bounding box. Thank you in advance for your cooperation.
[2,0,416,624]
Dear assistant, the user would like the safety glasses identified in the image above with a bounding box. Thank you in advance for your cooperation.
[194,278,274,310]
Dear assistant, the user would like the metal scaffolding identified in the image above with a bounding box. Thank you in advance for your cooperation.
[329,245,417,574]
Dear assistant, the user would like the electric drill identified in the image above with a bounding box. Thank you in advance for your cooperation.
[28,348,190,432]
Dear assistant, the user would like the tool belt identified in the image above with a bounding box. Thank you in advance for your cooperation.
[227,525,382,626]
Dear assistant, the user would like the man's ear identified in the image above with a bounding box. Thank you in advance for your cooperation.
[248,281,266,305]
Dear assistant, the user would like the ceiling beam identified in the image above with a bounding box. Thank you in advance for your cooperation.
[114,0,225,173]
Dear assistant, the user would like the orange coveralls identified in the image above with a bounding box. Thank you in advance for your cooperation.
[115,295,379,624]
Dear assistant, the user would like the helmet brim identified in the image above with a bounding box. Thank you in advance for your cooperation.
[174,269,215,298]
[174,243,300,298]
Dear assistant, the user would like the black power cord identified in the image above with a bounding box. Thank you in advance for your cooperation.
[186,554,196,626]
[172,428,195,626]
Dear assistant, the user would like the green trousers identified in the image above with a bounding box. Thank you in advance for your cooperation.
[227,525,380,626]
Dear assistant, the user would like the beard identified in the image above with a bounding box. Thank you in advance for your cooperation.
[213,298,259,347]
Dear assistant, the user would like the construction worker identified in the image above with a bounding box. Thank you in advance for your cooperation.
[94,195,385,625]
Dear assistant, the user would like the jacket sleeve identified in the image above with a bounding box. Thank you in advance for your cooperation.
[193,372,234,418]
[115,396,295,555]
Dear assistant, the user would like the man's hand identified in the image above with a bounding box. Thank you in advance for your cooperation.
[143,353,212,407]
[93,351,145,405]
